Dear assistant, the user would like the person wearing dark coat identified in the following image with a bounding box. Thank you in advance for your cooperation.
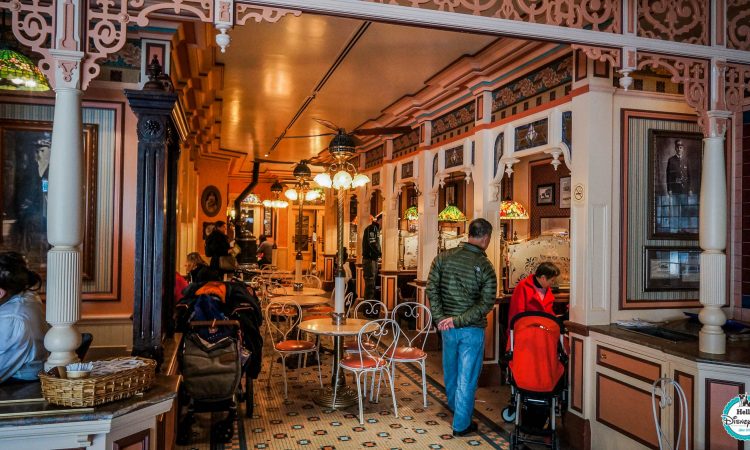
[205,221,231,271]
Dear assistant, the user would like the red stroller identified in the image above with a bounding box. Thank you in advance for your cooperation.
[502,311,567,450]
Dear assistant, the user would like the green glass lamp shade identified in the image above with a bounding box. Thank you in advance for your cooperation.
[0,49,50,91]
[499,199,529,219]
[438,205,466,222]
[404,206,418,221]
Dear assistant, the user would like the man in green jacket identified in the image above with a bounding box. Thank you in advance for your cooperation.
[426,218,497,437]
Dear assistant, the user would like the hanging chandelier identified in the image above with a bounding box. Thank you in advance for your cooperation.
[313,133,369,190]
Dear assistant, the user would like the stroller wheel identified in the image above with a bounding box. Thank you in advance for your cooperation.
[211,419,235,443]
[501,406,516,423]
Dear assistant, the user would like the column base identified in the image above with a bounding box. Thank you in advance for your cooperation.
[313,385,359,408]
[699,329,726,354]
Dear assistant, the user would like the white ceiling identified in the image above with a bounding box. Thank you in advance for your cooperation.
[217,13,495,172]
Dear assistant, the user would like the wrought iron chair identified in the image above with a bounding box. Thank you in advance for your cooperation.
[264,301,322,399]
[344,299,387,352]
[334,318,401,424]
[388,301,432,407]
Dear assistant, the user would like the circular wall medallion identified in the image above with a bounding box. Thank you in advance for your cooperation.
[573,183,584,202]
[201,185,222,217]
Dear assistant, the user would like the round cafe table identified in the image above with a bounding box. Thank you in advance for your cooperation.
[270,295,330,307]
[276,287,326,297]
[299,318,377,408]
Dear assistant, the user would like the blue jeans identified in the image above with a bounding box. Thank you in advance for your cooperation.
[442,326,484,432]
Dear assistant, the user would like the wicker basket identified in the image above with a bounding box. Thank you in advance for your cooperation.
[39,357,156,407]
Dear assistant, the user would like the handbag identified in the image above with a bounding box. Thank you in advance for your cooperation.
[219,254,238,271]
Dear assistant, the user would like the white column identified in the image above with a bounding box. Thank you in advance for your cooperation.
[44,85,83,369]
[698,111,730,354]
[417,151,439,281]
[381,162,399,273]
[568,76,615,326]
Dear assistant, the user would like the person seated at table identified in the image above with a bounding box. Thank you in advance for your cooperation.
[257,235,273,266]
[0,252,48,383]
[507,261,560,331]
[185,252,217,284]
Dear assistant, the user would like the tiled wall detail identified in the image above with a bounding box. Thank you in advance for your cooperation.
[393,129,420,159]
[431,101,475,144]
[364,144,384,169]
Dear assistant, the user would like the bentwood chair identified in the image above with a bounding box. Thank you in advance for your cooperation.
[387,302,432,407]
[335,318,401,424]
[344,299,387,353]
[302,274,322,288]
[264,301,322,399]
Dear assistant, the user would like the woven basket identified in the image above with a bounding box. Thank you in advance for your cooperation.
[39,357,156,407]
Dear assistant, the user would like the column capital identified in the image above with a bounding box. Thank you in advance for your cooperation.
[706,110,732,138]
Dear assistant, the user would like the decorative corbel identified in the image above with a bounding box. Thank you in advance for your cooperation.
[214,0,234,53]
[544,148,563,171]
[463,167,472,184]
[501,158,520,178]
[618,47,637,91]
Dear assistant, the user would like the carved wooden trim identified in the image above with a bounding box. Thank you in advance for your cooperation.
[235,4,301,25]
[727,0,750,51]
[570,45,621,68]
[637,52,709,135]
[637,0,709,45]
[368,0,621,33]
[725,63,750,113]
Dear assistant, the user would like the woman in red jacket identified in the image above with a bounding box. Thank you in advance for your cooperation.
[508,262,561,330]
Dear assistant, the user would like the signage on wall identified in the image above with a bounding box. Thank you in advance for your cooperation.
[722,393,750,440]
[573,183,584,203]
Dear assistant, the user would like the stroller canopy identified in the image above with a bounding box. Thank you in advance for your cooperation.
[508,312,566,393]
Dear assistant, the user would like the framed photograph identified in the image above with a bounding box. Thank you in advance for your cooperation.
[200,185,222,217]
[649,130,703,240]
[536,183,555,205]
[0,119,98,280]
[644,246,700,291]
[560,176,571,208]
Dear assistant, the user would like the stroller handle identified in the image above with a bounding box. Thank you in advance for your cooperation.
[190,319,241,328]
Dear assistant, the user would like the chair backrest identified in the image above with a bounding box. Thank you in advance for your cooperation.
[354,318,401,367]
[302,274,322,288]
[351,299,387,319]
[391,302,431,350]
[264,301,302,344]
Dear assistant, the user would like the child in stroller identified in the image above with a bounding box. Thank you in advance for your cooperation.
[502,311,567,450]
[175,279,263,444]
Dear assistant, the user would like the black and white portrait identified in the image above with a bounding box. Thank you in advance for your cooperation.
[649,130,703,240]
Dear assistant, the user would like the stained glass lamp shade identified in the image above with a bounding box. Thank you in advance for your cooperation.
[0,49,50,91]
[499,199,529,220]
[404,206,418,221]
[438,205,466,222]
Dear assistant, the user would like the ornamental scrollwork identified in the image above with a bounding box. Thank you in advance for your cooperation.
[725,63,750,113]
[637,52,709,135]
[235,4,301,25]
[727,0,750,51]
[368,0,620,33]
[570,45,620,68]
[637,0,708,45]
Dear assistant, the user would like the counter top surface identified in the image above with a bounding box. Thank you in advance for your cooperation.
[0,374,180,428]
[590,324,750,370]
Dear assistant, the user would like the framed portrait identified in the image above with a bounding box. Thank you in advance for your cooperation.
[648,130,703,240]
[200,185,222,217]
[0,119,98,280]
[536,183,555,205]
[560,176,571,208]
[644,246,700,291]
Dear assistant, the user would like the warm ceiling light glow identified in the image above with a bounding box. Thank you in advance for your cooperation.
[263,199,272,207]
[351,173,370,188]
[314,172,332,188]
[332,171,353,190]
[305,190,320,201]
[284,188,298,201]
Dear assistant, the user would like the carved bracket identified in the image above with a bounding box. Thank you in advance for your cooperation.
[235,4,301,25]
[637,52,710,135]
[570,44,621,68]
[725,63,750,113]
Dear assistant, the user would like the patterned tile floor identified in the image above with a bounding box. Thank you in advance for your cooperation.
[177,342,569,450]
